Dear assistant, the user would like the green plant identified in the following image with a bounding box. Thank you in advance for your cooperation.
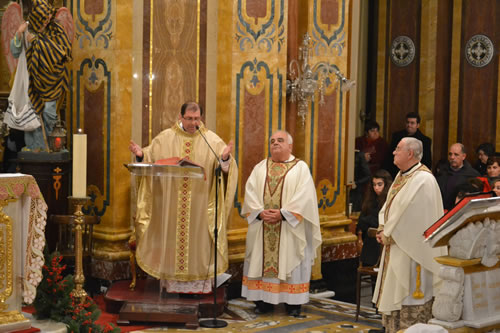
[33,251,120,332]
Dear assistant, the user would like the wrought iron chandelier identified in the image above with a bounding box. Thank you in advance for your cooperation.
[287,33,355,124]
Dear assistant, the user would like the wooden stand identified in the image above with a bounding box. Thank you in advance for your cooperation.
[119,302,199,329]
[105,279,227,329]
[14,155,71,251]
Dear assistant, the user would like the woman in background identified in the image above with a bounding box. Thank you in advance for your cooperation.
[357,169,392,267]
[478,156,500,192]
[474,143,495,176]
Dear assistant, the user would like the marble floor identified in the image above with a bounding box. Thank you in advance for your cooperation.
[26,281,381,332]
[118,281,382,332]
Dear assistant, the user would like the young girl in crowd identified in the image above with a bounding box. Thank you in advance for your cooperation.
[478,156,500,192]
[357,169,393,267]
[491,177,500,197]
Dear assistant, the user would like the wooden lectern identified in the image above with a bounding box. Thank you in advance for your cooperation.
[424,194,500,332]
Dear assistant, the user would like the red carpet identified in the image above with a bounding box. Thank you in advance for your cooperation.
[12,329,40,333]
[23,295,160,332]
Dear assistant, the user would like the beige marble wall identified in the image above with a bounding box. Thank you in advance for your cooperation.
[448,0,462,146]
[418,0,438,139]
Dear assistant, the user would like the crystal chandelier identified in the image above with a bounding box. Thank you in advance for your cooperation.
[287,33,355,124]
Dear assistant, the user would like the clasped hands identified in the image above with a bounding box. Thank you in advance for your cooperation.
[259,209,282,223]
[376,230,389,245]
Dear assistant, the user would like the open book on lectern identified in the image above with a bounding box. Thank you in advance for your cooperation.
[423,192,500,248]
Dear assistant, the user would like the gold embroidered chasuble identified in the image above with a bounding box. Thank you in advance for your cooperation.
[372,163,447,313]
[135,122,238,282]
[262,158,299,278]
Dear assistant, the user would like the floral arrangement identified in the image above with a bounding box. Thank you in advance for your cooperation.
[33,251,120,333]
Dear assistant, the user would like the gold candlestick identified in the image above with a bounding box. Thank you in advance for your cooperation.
[69,197,89,303]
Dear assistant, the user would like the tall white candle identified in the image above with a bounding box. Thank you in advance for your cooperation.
[72,131,87,197]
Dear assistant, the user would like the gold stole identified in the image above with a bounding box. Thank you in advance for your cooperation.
[175,137,194,275]
[377,164,431,306]
[262,158,299,279]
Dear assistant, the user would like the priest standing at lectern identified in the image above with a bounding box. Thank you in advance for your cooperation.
[129,102,238,294]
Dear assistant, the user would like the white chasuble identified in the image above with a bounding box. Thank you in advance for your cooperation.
[372,163,447,313]
[241,157,322,305]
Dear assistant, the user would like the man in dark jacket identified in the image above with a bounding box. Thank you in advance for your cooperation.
[384,112,432,178]
[436,143,480,210]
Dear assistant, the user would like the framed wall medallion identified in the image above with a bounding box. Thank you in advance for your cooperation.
[465,34,494,68]
[390,36,416,67]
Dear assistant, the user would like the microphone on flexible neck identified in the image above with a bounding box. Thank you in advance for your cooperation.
[197,126,221,166]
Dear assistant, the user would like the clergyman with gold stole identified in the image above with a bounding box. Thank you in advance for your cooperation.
[371,137,447,333]
[241,130,322,317]
[129,102,238,294]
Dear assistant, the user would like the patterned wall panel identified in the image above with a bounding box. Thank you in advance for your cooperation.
[75,0,112,49]
[228,0,287,226]
[142,0,206,143]
[73,0,113,217]
[76,58,111,216]
[72,0,134,265]
[0,1,13,92]
[308,0,349,216]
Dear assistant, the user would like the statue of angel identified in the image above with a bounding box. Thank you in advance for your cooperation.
[1,0,74,152]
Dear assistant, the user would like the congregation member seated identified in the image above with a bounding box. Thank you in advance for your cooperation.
[477,156,500,192]
[384,112,432,178]
[453,182,482,206]
[350,150,371,212]
[357,169,392,267]
[436,143,480,210]
[491,177,500,196]
[355,120,389,174]
[474,142,495,176]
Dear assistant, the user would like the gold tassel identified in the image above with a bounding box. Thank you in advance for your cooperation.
[413,264,424,299]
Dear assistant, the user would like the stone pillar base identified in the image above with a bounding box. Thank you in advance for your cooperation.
[0,311,31,332]
[91,257,131,281]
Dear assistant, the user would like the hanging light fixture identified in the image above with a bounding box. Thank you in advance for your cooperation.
[287,33,355,124]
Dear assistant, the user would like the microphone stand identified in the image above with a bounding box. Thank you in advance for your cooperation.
[197,127,228,329]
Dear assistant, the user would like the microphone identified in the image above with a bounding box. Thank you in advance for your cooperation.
[197,126,222,166]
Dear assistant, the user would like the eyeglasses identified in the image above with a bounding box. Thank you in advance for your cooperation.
[182,117,201,122]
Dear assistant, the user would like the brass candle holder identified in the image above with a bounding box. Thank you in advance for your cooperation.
[69,196,90,303]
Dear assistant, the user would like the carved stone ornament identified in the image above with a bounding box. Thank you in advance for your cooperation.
[465,34,494,68]
[390,36,416,67]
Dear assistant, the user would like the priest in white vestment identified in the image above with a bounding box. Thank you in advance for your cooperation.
[372,137,447,333]
[241,131,322,317]
[129,102,238,294]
